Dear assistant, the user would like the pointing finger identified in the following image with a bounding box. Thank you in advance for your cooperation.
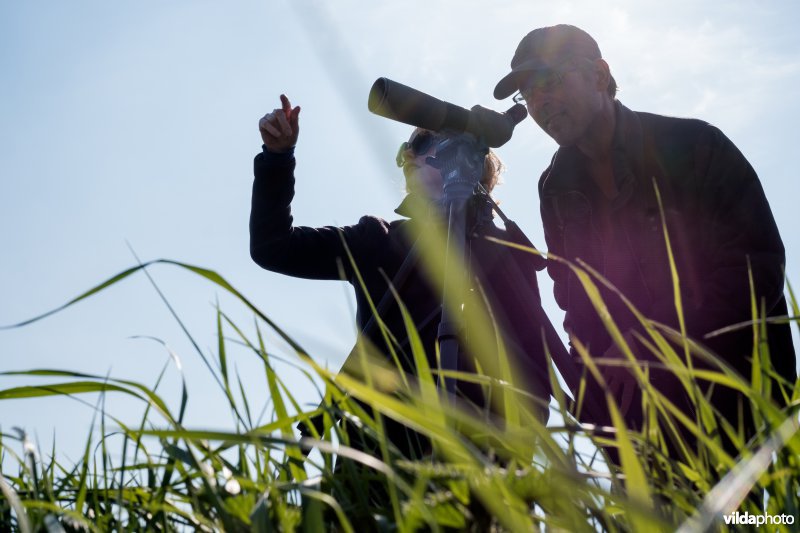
[280,94,292,117]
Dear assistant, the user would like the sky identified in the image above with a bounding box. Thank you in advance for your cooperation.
[1,0,799,463]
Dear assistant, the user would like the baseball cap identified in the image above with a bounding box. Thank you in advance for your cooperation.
[494,24,605,100]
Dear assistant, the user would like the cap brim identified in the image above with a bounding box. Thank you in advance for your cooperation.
[493,58,549,100]
[494,71,520,100]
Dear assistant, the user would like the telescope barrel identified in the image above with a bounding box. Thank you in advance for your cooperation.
[368,77,525,148]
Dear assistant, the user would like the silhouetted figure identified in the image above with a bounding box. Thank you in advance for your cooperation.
[251,96,563,475]
[495,24,796,457]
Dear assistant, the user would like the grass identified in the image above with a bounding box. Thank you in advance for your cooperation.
[1,245,799,531]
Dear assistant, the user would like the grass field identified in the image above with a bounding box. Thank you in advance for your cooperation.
[1,249,798,531]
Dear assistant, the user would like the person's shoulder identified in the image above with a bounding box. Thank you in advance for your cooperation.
[479,221,506,239]
[477,223,522,251]
[354,215,407,236]
[635,109,714,138]
[350,216,413,259]
[633,108,731,150]
[475,223,546,271]
[631,108,749,182]
[628,108,739,170]
[334,215,399,254]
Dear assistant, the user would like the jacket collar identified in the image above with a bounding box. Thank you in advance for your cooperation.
[608,100,644,208]
[394,192,495,234]
[394,193,446,219]
[394,194,417,218]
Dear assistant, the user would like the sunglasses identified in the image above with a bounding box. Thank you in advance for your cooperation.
[512,58,589,103]
[395,131,438,167]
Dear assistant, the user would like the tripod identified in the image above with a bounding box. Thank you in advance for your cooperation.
[429,133,495,395]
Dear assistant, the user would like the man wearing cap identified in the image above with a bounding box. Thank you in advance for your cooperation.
[494,24,795,453]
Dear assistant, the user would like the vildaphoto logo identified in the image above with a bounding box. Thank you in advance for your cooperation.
[723,511,795,527]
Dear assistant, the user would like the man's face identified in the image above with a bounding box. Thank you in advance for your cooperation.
[520,58,604,147]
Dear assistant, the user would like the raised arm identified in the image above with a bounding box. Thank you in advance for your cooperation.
[250,95,388,281]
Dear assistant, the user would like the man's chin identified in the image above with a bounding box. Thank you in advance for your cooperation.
[547,129,576,147]
[554,137,576,148]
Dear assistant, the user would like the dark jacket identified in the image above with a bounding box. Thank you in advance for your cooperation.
[538,101,795,425]
[250,148,559,426]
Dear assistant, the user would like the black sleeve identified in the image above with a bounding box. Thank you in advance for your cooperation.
[249,148,390,281]
[648,125,787,339]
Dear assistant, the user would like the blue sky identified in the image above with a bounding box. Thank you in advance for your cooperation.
[2,0,799,462]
